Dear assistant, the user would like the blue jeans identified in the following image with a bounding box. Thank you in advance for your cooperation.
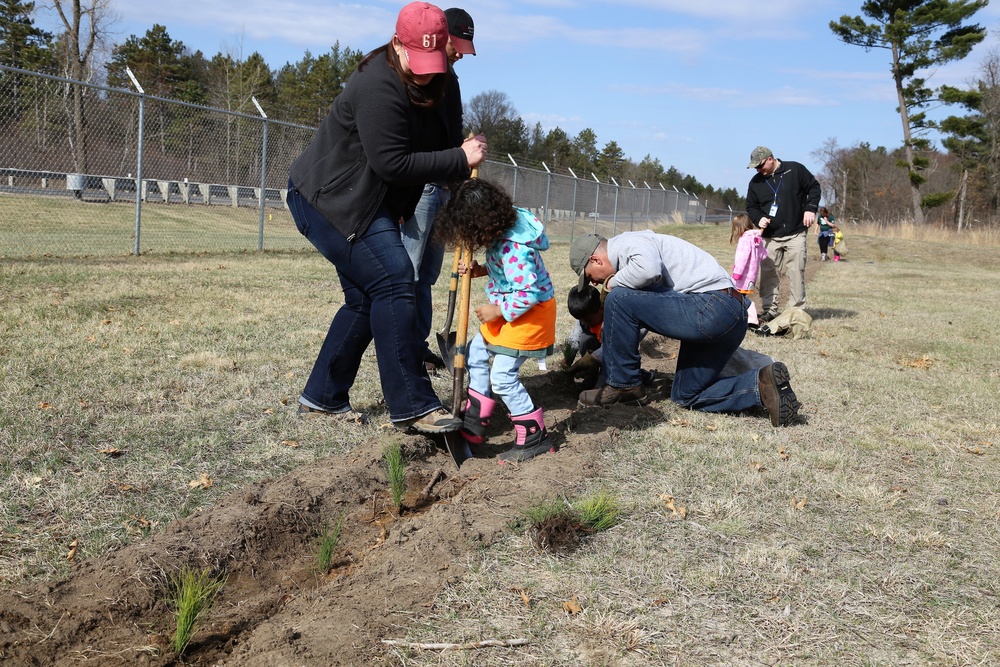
[287,184,443,422]
[401,184,448,356]
[601,287,761,413]
[467,332,535,416]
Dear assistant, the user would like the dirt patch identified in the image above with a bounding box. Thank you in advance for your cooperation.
[0,337,682,666]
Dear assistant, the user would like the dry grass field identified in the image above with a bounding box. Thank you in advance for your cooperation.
[0,213,998,665]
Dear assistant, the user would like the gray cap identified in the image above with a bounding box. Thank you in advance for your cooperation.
[570,233,603,288]
[747,146,773,169]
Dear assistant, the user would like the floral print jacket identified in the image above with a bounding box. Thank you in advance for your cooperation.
[482,208,554,322]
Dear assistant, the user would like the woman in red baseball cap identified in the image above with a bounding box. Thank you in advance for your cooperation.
[287,2,488,434]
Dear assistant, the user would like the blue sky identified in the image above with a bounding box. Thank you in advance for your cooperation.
[35,0,1000,196]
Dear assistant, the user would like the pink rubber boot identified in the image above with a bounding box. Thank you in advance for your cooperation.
[460,389,496,444]
[498,407,557,464]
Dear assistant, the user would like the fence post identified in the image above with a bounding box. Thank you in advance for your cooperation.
[508,154,519,202]
[610,177,620,235]
[643,181,652,227]
[628,179,637,231]
[542,161,552,226]
[252,96,268,251]
[591,172,600,234]
[125,67,145,257]
[568,167,579,242]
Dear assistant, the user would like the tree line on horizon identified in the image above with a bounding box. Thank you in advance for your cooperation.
[5,0,1000,227]
[0,1,744,212]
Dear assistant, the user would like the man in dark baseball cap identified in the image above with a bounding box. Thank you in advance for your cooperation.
[445,7,476,58]
[403,7,479,374]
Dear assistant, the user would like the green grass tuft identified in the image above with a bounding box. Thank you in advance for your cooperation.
[315,513,345,575]
[383,443,406,510]
[168,566,227,655]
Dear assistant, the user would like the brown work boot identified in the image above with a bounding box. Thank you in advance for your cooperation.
[395,408,462,434]
[577,383,649,408]
[758,362,800,427]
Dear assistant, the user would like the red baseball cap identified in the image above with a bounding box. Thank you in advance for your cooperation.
[395,2,449,75]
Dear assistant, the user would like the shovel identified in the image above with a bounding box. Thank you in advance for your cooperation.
[436,165,478,373]
[441,243,474,468]
[435,246,461,374]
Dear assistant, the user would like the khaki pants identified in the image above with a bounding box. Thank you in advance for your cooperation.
[759,230,807,317]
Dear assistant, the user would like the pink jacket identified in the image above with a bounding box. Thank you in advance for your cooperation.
[732,229,767,291]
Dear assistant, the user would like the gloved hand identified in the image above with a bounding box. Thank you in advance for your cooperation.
[565,352,601,389]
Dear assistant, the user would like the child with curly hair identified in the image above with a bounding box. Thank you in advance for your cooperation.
[434,178,557,463]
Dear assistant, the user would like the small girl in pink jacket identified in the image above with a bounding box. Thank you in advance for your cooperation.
[730,213,767,326]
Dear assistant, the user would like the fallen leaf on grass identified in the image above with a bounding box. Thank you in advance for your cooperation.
[510,587,532,608]
[668,418,691,427]
[658,494,687,519]
[99,447,124,458]
[963,446,986,456]
[37,402,54,410]
[778,448,790,461]
[651,598,669,606]
[188,473,214,489]
[898,354,933,369]
[790,496,808,510]
[280,440,299,448]
[750,461,766,472]
[66,538,78,562]
[262,408,275,415]
[563,597,583,615]
[705,424,717,432]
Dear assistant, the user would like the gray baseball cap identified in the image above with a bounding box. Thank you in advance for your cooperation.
[747,146,773,169]
[570,233,603,288]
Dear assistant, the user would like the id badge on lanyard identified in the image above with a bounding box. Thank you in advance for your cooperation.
[766,172,784,219]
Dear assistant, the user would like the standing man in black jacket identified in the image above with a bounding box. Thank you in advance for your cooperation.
[745,146,821,322]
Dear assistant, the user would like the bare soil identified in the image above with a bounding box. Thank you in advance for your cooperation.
[0,337,687,666]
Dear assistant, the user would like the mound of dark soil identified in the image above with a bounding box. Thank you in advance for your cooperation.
[0,338,681,666]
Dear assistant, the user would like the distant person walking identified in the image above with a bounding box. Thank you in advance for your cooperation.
[400,7,478,372]
[745,146,821,322]
[286,2,487,433]
[816,207,835,261]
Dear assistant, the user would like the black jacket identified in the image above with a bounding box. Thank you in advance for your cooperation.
[745,160,821,238]
[289,52,469,241]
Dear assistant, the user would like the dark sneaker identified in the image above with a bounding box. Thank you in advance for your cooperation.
[641,369,670,398]
[297,404,368,424]
[396,408,462,434]
[423,352,447,374]
[578,384,649,408]
[759,311,778,324]
[758,362,800,426]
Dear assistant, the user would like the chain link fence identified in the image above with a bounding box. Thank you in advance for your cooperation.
[0,65,711,258]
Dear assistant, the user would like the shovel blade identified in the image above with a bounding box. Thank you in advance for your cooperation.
[436,330,457,374]
[440,431,471,469]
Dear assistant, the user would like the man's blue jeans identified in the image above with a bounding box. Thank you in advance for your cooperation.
[287,184,443,422]
[401,183,448,356]
[601,287,762,413]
